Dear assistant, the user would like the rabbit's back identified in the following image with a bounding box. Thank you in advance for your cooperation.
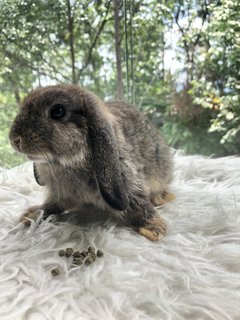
[106,101,173,195]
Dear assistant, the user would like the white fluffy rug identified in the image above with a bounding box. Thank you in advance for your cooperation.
[0,152,240,320]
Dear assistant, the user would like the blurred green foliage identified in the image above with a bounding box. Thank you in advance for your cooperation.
[190,0,240,150]
[0,93,24,167]
[0,0,239,168]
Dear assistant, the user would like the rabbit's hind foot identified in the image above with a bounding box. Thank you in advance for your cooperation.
[138,216,166,241]
[151,191,175,206]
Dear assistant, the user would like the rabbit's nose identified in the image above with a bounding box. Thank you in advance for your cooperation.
[13,136,22,151]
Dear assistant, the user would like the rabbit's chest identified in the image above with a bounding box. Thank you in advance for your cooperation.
[48,170,103,206]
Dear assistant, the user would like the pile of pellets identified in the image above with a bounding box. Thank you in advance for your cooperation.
[51,246,104,276]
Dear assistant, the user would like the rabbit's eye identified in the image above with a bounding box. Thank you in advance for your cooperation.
[50,105,66,120]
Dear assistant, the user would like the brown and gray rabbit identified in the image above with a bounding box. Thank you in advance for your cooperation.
[9,85,174,241]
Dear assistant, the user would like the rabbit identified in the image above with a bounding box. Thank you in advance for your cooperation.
[9,84,175,241]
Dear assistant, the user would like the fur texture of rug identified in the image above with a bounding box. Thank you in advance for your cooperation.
[0,152,240,320]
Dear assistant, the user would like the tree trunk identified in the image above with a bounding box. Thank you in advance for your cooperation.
[113,0,124,100]
[66,0,77,84]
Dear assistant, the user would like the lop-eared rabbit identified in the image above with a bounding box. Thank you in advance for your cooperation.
[10,85,175,241]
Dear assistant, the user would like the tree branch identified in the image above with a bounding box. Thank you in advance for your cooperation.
[0,46,70,83]
[47,34,72,68]
[1,31,70,82]
[192,3,208,47]
[175,3,191,66]
[66,0,77,84]
[77,0,112,80]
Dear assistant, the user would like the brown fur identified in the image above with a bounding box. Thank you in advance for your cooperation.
[9,85,174,241]
[151,192,176,206]
[138,216,167,241]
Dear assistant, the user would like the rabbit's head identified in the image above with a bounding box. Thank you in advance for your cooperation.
[9,84,128,211]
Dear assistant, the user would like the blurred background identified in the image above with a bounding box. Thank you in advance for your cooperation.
[0,0,239,167]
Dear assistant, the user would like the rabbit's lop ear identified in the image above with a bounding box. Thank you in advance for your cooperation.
[33,163,45,186]
[85,95,129,211]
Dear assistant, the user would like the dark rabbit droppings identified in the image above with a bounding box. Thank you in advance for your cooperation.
[81,250,88,258]
[73,251,82,258]
[72,258,83,266]
[51,268,60,277]
[65,248,74,258]
[55,247,104,272]
[91,253,96,261]
[84,256,94,265]
[58,249,65,257]
[96,249,104,257]
[88,246,95,254]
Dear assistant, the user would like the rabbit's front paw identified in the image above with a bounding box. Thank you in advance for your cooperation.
[20,205,42,226]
